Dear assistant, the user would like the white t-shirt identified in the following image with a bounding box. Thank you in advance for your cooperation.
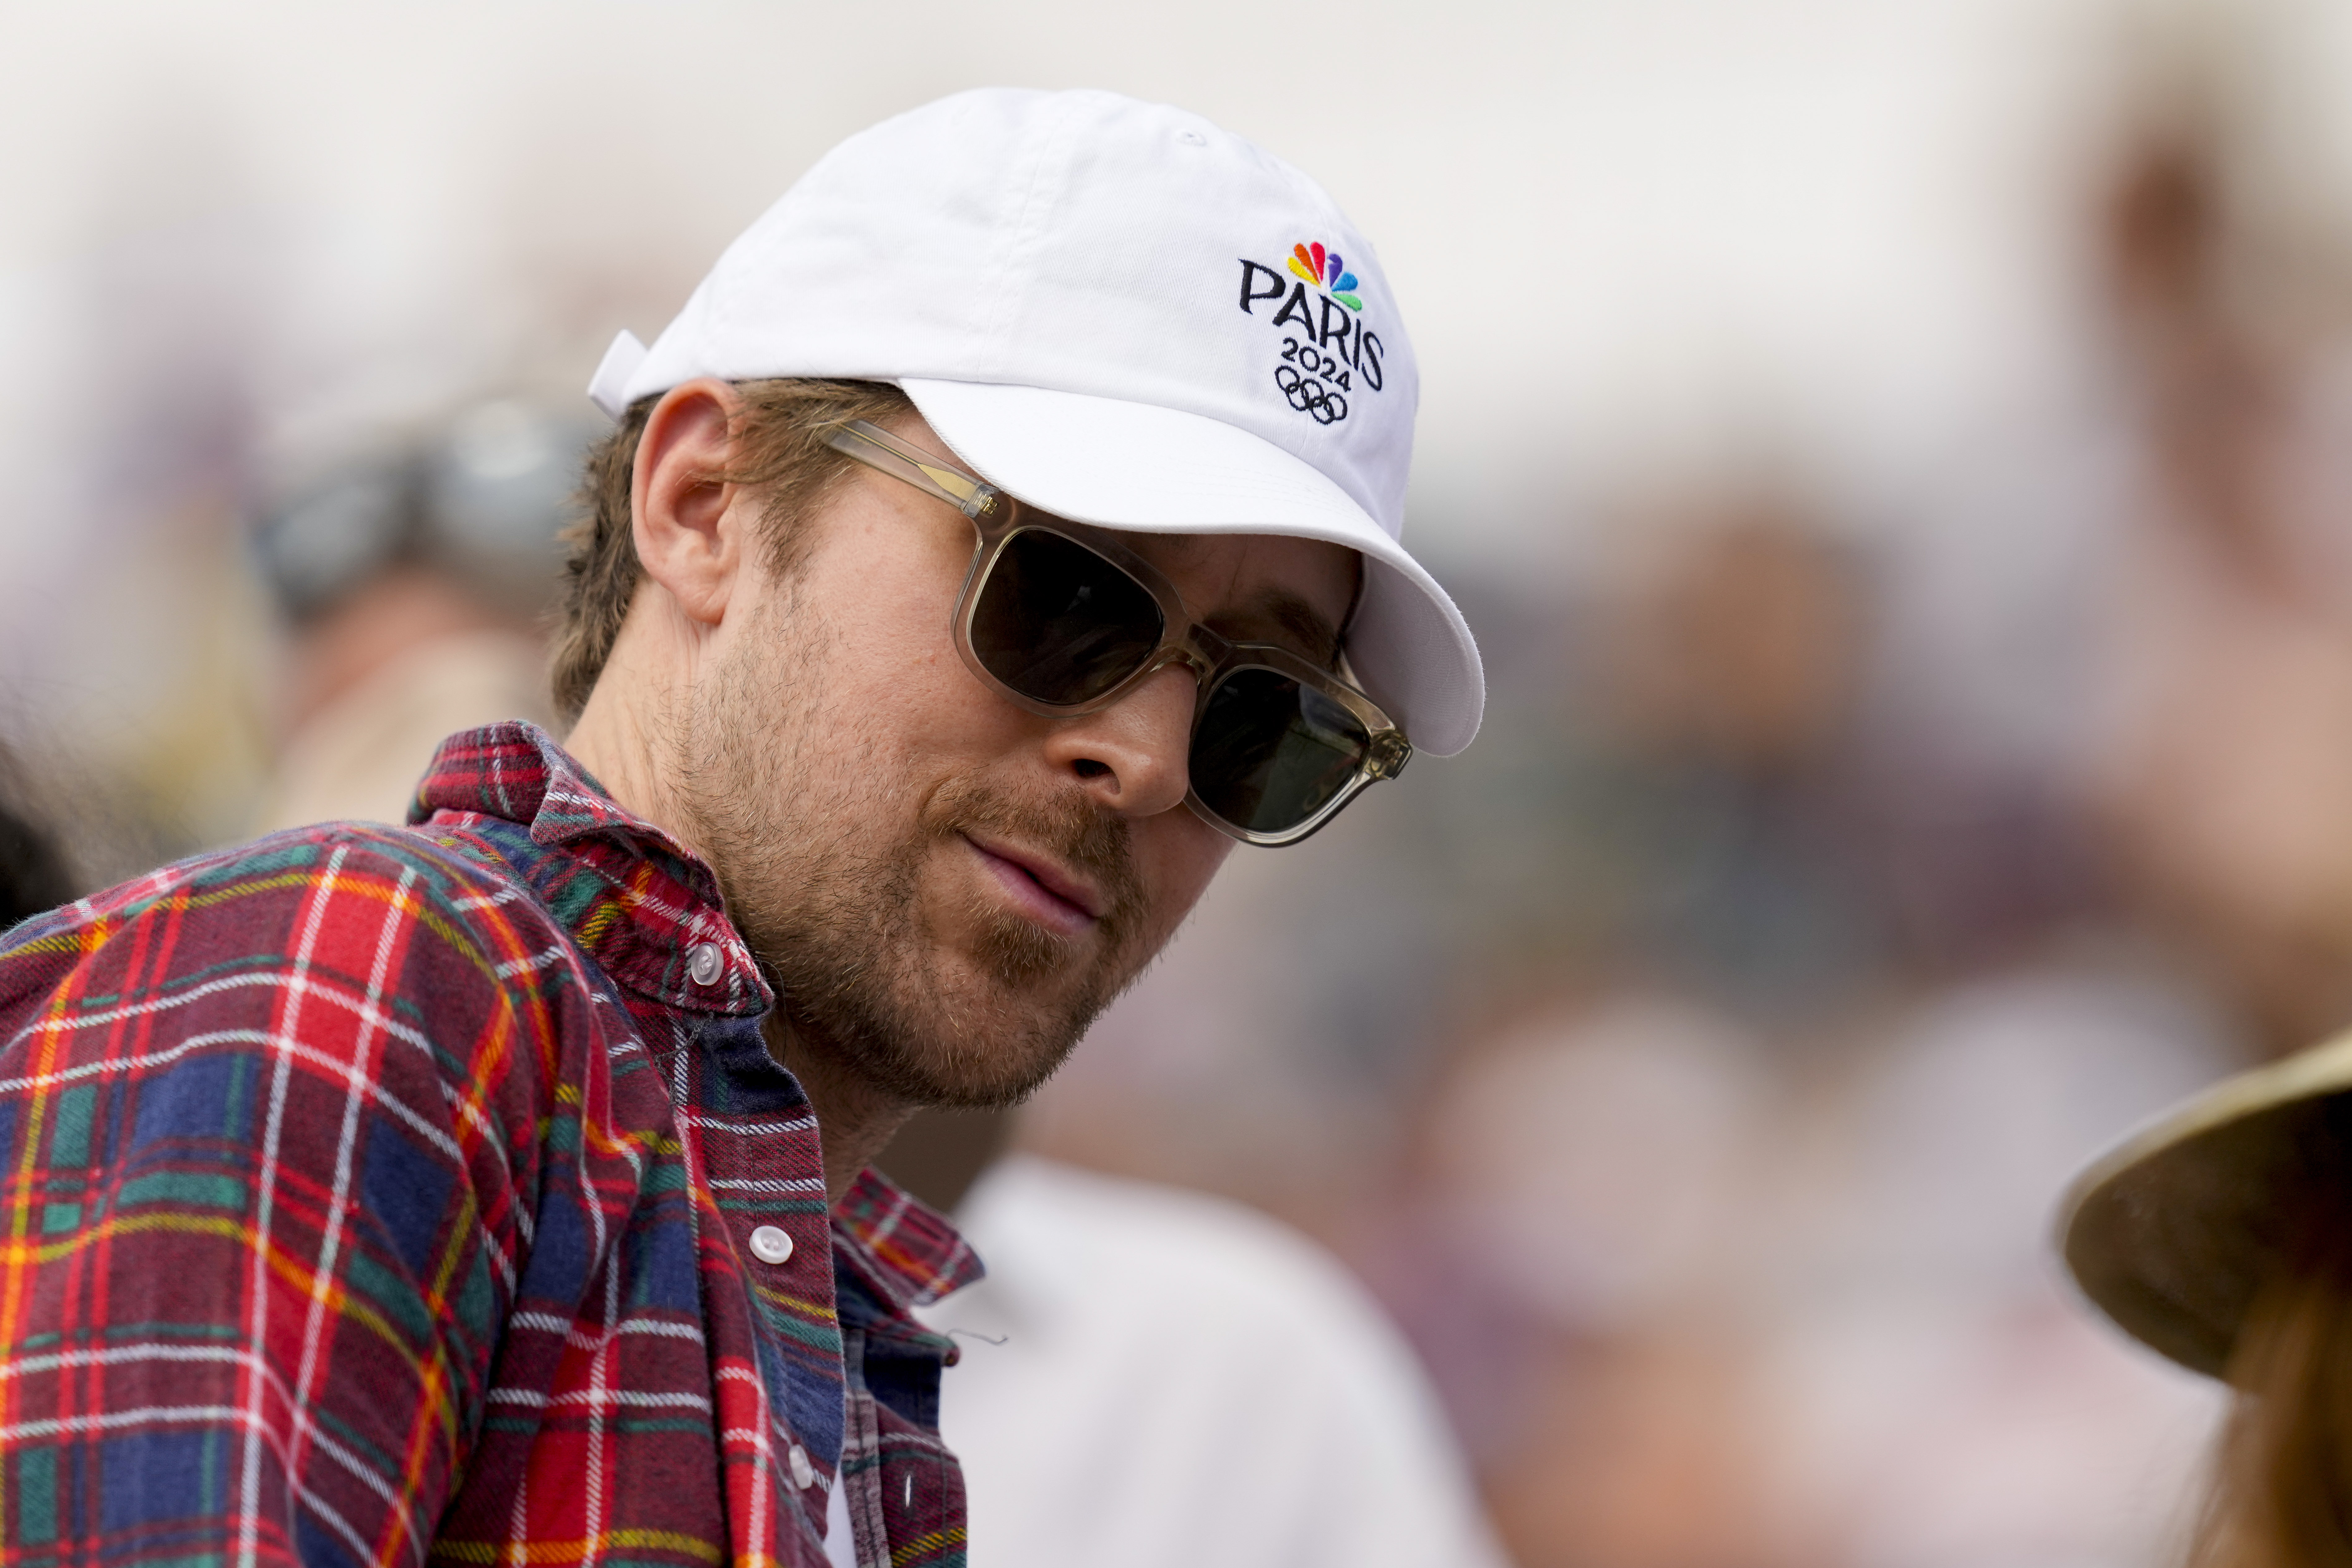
[916,1156,1507,1568]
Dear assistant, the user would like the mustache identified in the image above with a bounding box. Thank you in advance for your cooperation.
[925,777,1148,939]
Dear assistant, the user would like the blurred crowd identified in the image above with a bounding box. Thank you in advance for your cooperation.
[1016,75,2352,1568]
[13,14,2352,1568]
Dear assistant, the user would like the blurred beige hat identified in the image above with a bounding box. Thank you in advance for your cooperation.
[2060,1028,2352,1377]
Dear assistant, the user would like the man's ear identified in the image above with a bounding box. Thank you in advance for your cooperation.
[630,379,747,626]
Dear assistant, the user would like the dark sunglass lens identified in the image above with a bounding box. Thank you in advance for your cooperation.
[1191,667,1372,836]
[971,530,1165,705]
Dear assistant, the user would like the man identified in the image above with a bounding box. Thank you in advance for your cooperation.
[0,89,1481,1567]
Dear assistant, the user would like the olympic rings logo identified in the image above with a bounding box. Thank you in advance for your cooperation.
[1274,364,1348,425]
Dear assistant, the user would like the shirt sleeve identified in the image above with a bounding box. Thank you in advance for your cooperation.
[0,828,548,1566]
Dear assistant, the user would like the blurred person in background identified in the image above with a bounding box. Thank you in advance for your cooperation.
[1305,344,2234,1565]
[1754,966,2230,1568]
[2083,107,2352,1059]
[0,740,74,929]
[251,398,589,830]
[1401,994,1787,1568]
[1684,78,2352,1568]
[2064,1025,2352,1568]
[2052,101,2352,1547]
[1578,491,1883,1019]
[1327,484,1878,1568]
[876,1107,1507,1568]
[0,88,1483,1568]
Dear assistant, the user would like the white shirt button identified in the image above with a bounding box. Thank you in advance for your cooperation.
[749,1224,795,1265]
[788,1442,815,1490]
[686,943,724,986]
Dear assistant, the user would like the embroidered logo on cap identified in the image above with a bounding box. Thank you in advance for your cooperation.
[1237,241,1387,427]
[1287,242,1363,312]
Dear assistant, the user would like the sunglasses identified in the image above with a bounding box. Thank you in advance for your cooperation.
[821,419,1411,846]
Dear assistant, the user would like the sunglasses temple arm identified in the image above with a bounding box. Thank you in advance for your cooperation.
[825,421,1001,520]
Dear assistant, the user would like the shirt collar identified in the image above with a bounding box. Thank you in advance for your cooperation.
[832,1167,986,1310]
[410,721,772,1016]
[414,721,986,1307]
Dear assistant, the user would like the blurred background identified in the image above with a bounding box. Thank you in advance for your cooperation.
[16,0,2352,1561]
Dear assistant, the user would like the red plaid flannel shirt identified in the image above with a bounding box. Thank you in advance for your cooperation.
[0,721,981,1567]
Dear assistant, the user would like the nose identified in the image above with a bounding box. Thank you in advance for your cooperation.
[1043,665,1196,819]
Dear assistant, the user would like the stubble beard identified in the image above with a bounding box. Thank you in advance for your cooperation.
[671,590,1156,1109]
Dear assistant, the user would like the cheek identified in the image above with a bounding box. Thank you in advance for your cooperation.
[787,526,991,749]
[844,617,1016,767]
[1134,812,1236,936]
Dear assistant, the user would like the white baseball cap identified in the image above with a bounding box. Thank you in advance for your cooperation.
[587,87,1483,756]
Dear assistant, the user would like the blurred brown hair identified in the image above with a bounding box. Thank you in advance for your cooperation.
[551,378,915,721]
[0,739,74,929]
[2193,1108,2352,1568]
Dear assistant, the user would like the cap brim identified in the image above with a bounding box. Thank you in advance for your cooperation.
[899,378,1484,757]
[2059,1029,2352,1376]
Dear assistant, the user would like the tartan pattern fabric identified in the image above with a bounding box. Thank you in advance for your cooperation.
[0,721,981,1568]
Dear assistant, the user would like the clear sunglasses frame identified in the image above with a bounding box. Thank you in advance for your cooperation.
[820,418,1412,846]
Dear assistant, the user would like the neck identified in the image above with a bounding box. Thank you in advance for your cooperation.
[763,1013,916,1201]
[564,670,691,858]
[567,669,912,1204]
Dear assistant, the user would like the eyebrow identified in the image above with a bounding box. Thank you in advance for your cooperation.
[1230,588,1345,669]
[1119,527,1353,667]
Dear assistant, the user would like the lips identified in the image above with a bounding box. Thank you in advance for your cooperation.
[961,833,1106,934]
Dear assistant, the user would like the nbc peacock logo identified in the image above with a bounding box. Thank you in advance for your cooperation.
[1286,242,1363,311]
[1235,236,1388,424]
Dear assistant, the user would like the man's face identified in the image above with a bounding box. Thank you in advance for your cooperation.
[671,417,1358,1108]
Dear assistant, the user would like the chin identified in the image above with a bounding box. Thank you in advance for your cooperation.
[916,957,1112,1105]
[798,938,1119,1111]
[856,1017,1085,1110]
[735,799,1162,1109]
